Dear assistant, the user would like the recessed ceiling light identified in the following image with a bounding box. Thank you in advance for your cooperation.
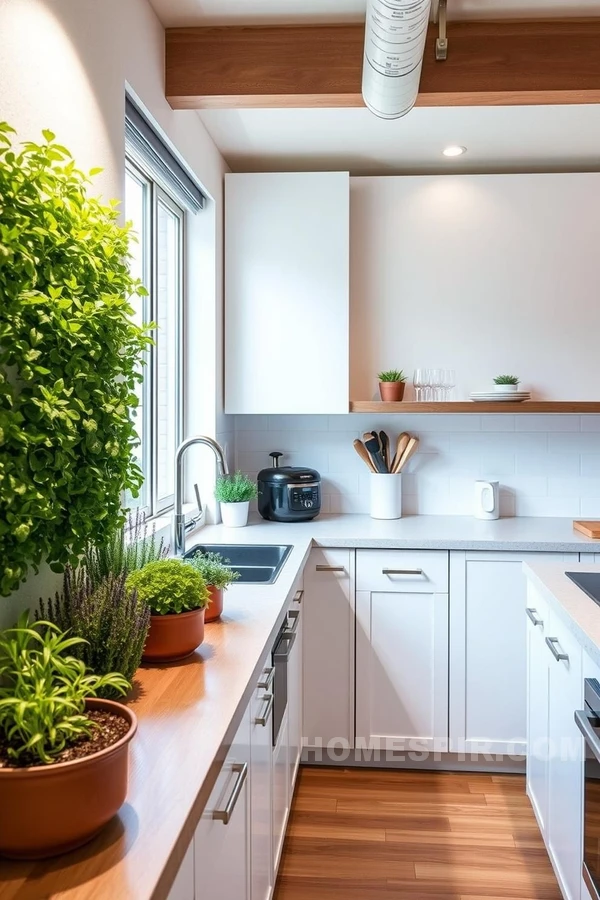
[442,145,467,158]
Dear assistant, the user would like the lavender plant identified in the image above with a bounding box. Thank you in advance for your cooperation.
[39,567,150,695]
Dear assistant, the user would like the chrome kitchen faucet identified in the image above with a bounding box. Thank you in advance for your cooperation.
[173,436,229,557]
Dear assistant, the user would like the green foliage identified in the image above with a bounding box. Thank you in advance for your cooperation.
[0,612,129,765]
[378,369,406,383]
[186,551,240,590]
[0,123,152,595]
[126,559,209,616]
[215,471,257,504]
[38,566,150,695]
[493,375,520,385]
[83,510,168,588]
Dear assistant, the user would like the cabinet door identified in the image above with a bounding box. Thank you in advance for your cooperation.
[526,584,551,836]
[195,706,251,900]
[250,656,274,900]
[546,609,583,900]
[450,551,579,756]
[287,592,304,791]
[167,841,194,900]
[225,172,349,414]
[272,709,289,875]
[303,549,355,752]
[356,589,449,751]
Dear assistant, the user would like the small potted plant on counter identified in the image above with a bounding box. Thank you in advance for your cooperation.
[493,374,521,393]
[186,551,240,622]
[126,560,209,663]
[215,471,258,528]
[0,613,134,859]
[378,369,407,402]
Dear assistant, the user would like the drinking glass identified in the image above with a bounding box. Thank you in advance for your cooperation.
[430,368,444,401]
[413,369,425,402]
[442,369,456,401]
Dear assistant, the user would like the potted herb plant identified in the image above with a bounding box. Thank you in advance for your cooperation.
[186,551,240,622]
[215,471,258,528]
[493,375,521,393]
[126,560,209,663]
[378,369,407,402]
[0,614,134,859]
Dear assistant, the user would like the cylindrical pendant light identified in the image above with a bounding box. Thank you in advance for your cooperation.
[362,0,432,120]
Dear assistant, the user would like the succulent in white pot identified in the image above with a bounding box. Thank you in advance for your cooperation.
[215,472,258,528]
[493,375,520,393]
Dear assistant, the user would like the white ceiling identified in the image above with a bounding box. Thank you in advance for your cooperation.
[149,0,600,27]
[198,105,600,175]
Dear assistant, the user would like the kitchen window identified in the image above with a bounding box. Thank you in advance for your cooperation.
[124,97,206,517]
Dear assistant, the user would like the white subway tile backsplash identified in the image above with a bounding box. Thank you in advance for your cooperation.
[234,412,599,518]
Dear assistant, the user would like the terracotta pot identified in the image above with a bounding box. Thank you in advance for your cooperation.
[142,608,205,663]
[379,381,406,402]
[205,586,223,623]
[0,698,136,860]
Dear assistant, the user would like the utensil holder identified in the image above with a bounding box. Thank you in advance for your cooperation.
[370,473,402,520]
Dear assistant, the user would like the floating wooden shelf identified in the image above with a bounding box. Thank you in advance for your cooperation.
[349,401,600,414]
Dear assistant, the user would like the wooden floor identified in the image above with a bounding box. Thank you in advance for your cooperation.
[274,767,561,900]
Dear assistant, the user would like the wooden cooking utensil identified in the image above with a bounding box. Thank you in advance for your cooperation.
[353,439,377,473]
[379,431,390,471]
[390,432,410,472]
[393,436,419,473]
[363,434,388,473]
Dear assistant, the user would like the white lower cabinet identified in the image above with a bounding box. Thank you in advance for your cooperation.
[272,709,289,873]
[195,705,251,900]
[355,551,449,751]
[251,654,274,900]
[526,583,551,834]
[303,549,355,752]
[450,552,578,755]
[167,841,195,900]
[287,588,304,789]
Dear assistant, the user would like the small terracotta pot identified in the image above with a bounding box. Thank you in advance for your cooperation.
[379,381,405,402]
[0,698,136,860]
[142,608,205,663]
[205,586,224,623]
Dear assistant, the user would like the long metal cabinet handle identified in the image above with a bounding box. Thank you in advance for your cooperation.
[255,693,274,727]
[526,607,543,627]
[285,609,300,636]
[315,565,345,572]
[293,589,304,604]
[575,709,600,763]
[382,568,424,576]
[257,666,275,690]
[545,636,569,663]
[212,762,248,824]
[274,630,297,661]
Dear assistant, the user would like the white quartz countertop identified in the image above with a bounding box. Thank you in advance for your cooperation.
[193,513,599,554]
[524,562,600,666]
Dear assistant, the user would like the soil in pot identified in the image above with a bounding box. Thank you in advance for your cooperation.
[0,698,136,859]
[379,381,405,402]
[205,586,223,623]
[142,607,205,663]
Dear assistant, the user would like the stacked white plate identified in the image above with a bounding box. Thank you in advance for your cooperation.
[469,391,531,403]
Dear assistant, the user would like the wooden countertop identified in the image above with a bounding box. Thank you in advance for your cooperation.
[0,538,311,900]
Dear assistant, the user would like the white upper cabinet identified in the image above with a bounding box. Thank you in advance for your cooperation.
[225,172,350,414]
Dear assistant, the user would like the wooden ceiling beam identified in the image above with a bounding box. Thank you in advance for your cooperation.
[166,19,600,110]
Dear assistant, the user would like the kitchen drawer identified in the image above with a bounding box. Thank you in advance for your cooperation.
[357,550,448,594]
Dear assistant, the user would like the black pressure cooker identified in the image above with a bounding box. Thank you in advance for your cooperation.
[257,452,321,522]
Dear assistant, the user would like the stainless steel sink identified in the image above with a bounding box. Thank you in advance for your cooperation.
[184,544,293,585]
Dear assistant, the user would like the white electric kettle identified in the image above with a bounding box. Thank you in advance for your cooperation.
[474,480,500,520]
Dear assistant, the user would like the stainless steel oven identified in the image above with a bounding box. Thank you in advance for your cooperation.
[272,609,299,747]
[576,678,600,900]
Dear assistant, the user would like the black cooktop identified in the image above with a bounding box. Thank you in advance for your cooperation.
[566,572,600,606]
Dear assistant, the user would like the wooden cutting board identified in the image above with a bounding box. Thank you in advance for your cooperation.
[573,520,600,539]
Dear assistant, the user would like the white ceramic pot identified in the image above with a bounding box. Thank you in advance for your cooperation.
[370,473,402,520]
[220,501,249,528]
[494,384,519,393]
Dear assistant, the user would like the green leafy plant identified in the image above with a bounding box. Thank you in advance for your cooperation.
[493,375,520,385]
[378,369,406,383]
[186,551,240,590]
[215,472,257,504]
[126,560,209,616]
[0,123,152,596]
[38,566,150,694]
[0,613,129,765]
[83,510,168,589]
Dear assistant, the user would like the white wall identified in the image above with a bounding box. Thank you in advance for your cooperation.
[0,0,229,626]
[350,174,600,402]
[235,413,600,517]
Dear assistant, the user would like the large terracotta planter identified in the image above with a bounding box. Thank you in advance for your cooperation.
[142,608,205,663]
[0,698,136,860]
[205,586,223,623]
[379,381,405,402]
